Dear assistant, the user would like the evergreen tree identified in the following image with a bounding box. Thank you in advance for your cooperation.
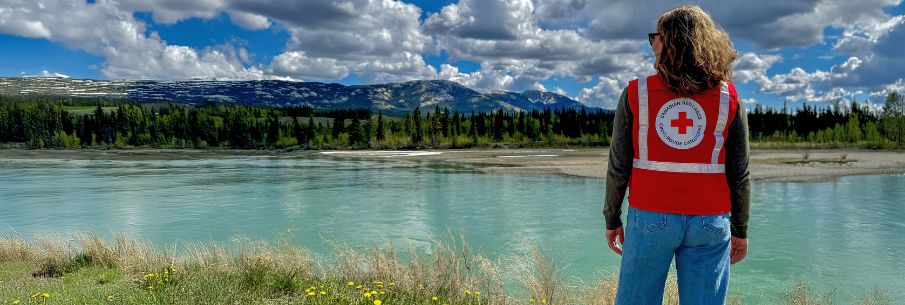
[452,112,461,137]
[331,113,345,138]
[366,116,376,144]
[402,114,411,134]
[0,106,9,142]
[430,112,442,146]
[376,111,385,141]
[349,117,363,147]
[517,112,526,138]
[411,107,422,146]
[526,115,540,141]
[441,107,450,137]
[266,113,280,146]
[493,109,504,141]
[292,116,304,144]
[306,116,316,145]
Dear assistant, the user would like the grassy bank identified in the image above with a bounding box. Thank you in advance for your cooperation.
[0,233,890,305]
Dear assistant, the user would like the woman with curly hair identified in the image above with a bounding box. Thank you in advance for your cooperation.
[602,5,751,304]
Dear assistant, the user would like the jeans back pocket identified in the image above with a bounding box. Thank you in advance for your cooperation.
[701,214,730,235]
[631,207,667,233]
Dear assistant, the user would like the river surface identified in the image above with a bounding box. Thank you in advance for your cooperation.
[1,153,903,303]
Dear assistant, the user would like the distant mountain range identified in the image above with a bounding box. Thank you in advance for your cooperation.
[0,77,593,115]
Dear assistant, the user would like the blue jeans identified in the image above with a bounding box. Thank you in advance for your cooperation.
[615,206,731,305]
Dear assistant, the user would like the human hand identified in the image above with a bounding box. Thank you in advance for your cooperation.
[730,237,747,264]
[606,227,625,255]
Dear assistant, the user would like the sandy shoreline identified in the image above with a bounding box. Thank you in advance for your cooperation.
[309,148,905,182]
[2,148,904,182]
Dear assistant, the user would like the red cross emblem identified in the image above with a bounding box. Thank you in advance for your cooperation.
[670,111,694,135]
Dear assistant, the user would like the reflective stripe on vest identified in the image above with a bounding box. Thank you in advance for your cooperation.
[711,82,730,164]
[638,76,650,161]
[634,78,731,174]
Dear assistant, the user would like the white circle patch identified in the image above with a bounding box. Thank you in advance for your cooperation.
[654,98,707,149]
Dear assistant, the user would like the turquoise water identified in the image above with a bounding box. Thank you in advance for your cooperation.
[1,154,903,303]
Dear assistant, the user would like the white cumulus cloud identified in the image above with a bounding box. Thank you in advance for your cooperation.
[0,0,265,80]
[0,0,903,108]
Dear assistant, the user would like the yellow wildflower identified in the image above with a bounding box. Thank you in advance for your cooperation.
[374,300,382,305]
[107,295,114,301]
[307,291,315,296]
[364,292,372,298]
[432,296,439,301]
[529,298,536,303]
[374,281,383,285]
[40,293,50,299]
[144,273,156,279]
[542,298,547,304]
[30,293,38,299]
[475,291,481,296]
[356,285,363,289]
[464,289,471,295]
[388,282,395,286]
[370,290,377,295]
[379,291,385,295]
[12,300,21,305]
[348,281,355,286]
[319,291,326,295]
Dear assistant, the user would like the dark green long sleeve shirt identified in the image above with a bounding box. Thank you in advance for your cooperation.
[603,87,751,238]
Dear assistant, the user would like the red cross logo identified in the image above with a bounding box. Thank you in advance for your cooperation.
[670,111,694,135]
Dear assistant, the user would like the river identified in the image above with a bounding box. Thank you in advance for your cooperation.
[0,153,902,303]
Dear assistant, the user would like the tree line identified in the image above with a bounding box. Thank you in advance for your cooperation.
[0,92,903,150]
[0,96,612,149]
[748,92,905,148]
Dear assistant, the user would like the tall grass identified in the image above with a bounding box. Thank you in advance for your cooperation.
[0,232,891,305]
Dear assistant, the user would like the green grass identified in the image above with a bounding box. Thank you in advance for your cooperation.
[0,233,892,305]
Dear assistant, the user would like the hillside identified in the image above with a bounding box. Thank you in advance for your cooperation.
[0,77,590,115]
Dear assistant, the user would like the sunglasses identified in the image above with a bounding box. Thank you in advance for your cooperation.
[648,32,660,45]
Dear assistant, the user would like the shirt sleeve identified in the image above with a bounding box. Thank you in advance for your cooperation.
[603,87,633,230]
[725,100,751,238]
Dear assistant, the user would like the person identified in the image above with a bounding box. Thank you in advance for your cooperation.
[602,5,750,305]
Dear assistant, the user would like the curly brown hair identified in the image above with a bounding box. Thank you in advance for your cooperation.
[655,5,738,96]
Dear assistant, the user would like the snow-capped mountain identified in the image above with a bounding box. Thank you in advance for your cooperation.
[0,77,591,114]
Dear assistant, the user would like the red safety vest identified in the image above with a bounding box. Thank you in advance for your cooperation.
[627,74,739,214]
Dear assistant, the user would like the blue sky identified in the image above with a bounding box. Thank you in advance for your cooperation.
[1,0,903,110]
